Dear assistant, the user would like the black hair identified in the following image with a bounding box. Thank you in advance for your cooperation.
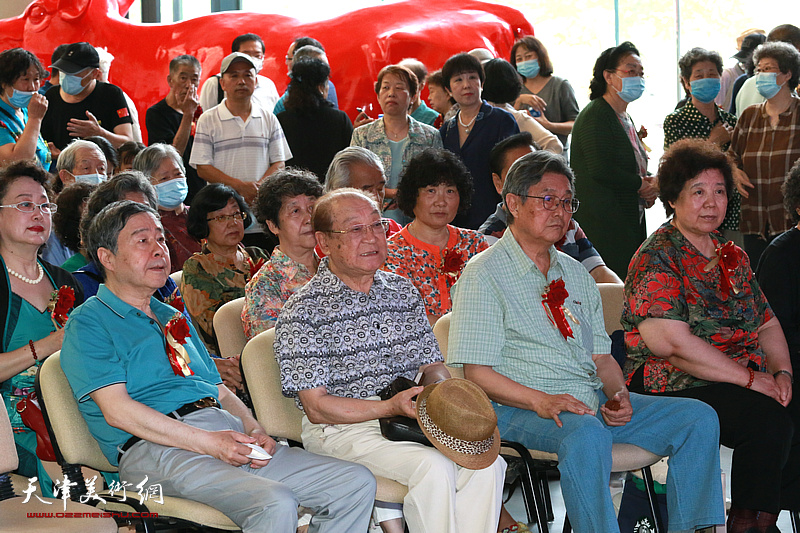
[186,183,252,240]
[783,160,800,224]
[482,58,523,105]
[285,57,331,112]
[588,41,639,100]
[84,136,119,172]
[0,159,52,204]
[53,181,95,251]
[293,36,325,52]
[509,36,554,77]
[441,53,485,91]
[232,33,264,54]
[489,132,535,177]
[0,48,46,89]
[396,149,473,217]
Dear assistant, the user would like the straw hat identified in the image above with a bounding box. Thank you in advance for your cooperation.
[415,378,500,470]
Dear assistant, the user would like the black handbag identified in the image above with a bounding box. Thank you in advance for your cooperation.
[377,376,432,447]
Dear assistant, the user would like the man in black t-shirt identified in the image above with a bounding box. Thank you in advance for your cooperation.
[145,55,204,203]
[41,42,134,154]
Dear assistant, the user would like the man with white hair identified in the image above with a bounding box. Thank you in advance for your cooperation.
[41,42,134,151]
[55,139,108,189]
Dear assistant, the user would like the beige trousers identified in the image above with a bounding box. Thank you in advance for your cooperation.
[301,416,506,533]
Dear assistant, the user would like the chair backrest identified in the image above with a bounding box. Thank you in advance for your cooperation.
[240,329,304,441]
[170,270,182,287]
[0,396,19,474]
[432,313,465,378]
[598,283,625,335]
[213,297,247,359]
[36,353,117,473]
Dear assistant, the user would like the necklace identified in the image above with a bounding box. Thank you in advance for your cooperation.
[7,262,43,284]
[458,111,477,133]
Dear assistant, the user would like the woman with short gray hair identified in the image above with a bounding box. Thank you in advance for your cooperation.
[729,41,800,264]
[133,143,200,272]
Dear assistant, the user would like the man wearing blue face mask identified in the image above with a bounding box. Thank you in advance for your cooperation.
[41,42,134,155]
[56,139,108,189]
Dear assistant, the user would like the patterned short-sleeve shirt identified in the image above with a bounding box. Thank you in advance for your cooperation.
[274,258,443,410]
[383,225,488,316]
[242,247,315,340]
[622,221,773,393]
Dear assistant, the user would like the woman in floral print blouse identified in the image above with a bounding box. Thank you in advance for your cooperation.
[180,183,268,390]
[621,139,798,532]
[383,148,487,324]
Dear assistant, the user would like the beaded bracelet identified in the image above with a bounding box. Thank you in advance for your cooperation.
[28,340,37,361]
[745,367,754,389]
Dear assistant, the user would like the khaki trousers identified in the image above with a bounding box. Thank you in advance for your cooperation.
[302,416,506,533]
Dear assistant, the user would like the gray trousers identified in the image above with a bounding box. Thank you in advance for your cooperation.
[119,408,376,533]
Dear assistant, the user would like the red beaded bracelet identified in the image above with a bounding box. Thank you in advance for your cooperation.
[745,367,754,389]
[28,340,37,361]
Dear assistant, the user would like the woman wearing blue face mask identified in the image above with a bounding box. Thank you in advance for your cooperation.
[730,41,800,266]
[664,48,740,242]
[133,143,200,272]
[570,41,658,278]
[0,49,51,169]
[510,36,579,157]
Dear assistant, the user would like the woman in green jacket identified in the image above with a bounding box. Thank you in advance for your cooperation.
[570,41,658,278]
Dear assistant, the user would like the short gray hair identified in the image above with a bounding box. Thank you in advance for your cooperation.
[324,147,385,193]
[85,200,161,277]
[294,45,325,61]
[132,143,185,181]
[502,151,574,225]
[56,140,103,172]
[753,41,800,89]
[80,171,158,253]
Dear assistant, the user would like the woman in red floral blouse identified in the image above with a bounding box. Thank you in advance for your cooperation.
[383,148,488,324]
[621,139,798,532]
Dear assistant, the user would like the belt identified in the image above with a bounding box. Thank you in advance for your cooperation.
[117,397,219,462]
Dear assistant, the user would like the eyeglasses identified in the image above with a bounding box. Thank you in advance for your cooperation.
[614,69,645,79]
[207,211,246,224]
[754,66,780,74]
[0,201,58,214]
[518,194,580,214]
[326,219,390,237]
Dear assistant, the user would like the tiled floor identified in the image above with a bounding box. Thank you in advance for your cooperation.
[504,447,795,532]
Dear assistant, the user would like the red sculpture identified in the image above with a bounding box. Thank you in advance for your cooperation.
[0,0,533,142]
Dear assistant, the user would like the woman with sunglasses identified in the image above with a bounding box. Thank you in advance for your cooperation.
[0,160,83,495]
[181,183,268,365]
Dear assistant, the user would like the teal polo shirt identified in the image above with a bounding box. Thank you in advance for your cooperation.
[448,229,607,412]
[61,285,222,465]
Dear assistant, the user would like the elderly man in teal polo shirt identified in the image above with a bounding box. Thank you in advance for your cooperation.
[60,200,375,533]
[448,150,725,533]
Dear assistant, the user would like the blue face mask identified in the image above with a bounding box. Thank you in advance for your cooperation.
[755,72,783,99]
[59,70,90,96]
[690,77,721,104]
[8,88,35,108]
[73,173,106,186]
[155,178,188,209]
[615,75,645,103]
[516,59,540,79]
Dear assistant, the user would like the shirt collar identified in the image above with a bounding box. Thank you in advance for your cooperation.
[217,100,259,121]
[496,228,560,280]
[95,284,175,323]
[316,256,395,294]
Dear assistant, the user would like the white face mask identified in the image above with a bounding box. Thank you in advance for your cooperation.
[251,57,263,74]
[72,173,106,186]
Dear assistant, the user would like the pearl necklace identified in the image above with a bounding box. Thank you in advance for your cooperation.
[458,111,477,133]
[7,262,43,284]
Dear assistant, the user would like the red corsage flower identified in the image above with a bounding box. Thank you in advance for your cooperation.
[441,249,465,279]
[541,278,575,340]
[165,288,185,313]
[704,241,740,298]
[165,313,194,377]
[248,257,266,278]
[49,286,76,329]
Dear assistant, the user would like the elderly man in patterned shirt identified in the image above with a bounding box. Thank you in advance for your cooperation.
[274,188,506,533]
[448,151,725,533]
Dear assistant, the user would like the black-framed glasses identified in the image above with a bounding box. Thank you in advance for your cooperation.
[518,194,580,214]
[0,201,57,214]
[326,219,390,238]
[207,211,246,224]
